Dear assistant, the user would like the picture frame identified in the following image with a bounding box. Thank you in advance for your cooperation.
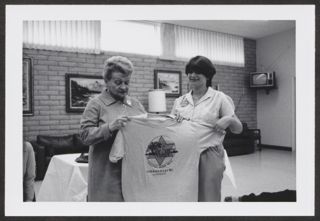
[65,73,105,113]
[154,70,182,97]
[23,57,33,116]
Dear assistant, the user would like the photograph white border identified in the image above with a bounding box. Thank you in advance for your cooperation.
[5,4,315,216]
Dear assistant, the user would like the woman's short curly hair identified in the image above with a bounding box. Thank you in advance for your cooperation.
[102,56,134,82]
[185,55,216,87]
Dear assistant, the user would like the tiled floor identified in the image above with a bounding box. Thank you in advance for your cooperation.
[35,148,296,201]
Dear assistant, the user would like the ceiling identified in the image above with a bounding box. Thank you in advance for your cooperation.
[159,20,295,40]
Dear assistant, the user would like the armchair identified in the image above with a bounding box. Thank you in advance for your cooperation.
[223,123,260,156]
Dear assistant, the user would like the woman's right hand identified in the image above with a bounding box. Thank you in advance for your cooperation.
[175,112,189,123]
[108,116,130,132]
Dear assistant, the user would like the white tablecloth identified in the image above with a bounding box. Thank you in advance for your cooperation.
[36,152,235,202]
[37,154,88,202]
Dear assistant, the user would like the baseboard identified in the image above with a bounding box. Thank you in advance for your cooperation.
[259,144,292,151]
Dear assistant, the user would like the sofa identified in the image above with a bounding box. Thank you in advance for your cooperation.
[30,134,89,180]
[223,123,261,156]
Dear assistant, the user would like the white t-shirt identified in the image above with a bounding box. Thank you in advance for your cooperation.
[109,116,225,202]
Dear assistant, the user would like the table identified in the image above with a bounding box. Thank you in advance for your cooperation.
[37,154,88,202]
[36,152,236,201]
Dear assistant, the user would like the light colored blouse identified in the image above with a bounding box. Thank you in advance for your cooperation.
[171,87,235,127]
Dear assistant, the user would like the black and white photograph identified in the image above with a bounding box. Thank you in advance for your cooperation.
[154,69,182,97]
[65,74,104,113]
[4,4,316,218]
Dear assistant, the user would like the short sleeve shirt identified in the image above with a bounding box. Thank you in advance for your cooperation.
[171,87,235,127]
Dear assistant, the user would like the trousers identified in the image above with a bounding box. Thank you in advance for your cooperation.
[198,145,225,202]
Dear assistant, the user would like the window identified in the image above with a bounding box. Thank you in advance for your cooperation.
[23,21,101,54]
[174,25,245,67]
[101,21,161,56]
[23,20,245,66]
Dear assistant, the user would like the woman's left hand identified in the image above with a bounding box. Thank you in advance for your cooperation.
[213,116,232,132]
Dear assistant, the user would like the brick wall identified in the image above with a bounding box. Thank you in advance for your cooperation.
[23,39,256,140]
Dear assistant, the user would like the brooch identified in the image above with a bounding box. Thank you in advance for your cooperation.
[180,97,189,107]
[125,96,132,106]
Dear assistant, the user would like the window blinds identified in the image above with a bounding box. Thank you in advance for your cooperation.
[23,20,101,54]
[174,24,245,67]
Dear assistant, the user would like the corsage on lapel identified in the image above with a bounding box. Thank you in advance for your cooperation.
[124,96,132,106]
[180,96,189,107]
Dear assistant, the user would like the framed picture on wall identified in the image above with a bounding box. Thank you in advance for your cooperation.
[65,73,105,113]
[23,57,33,116]
[154,70,182,97]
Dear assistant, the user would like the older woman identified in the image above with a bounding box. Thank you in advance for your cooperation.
[171,55,243,201]
[80,56,146,202]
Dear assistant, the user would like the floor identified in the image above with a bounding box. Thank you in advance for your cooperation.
[221,148,296,200]
[34,148,296,201]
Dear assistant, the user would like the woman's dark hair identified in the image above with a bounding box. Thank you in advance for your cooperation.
[185,55,216,87]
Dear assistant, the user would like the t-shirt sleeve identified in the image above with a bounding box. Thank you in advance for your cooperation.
[109,130,125,163]
[196,124,226,153]
[132,97,147,114]
[219,93,235,117]
[170,98,179,115]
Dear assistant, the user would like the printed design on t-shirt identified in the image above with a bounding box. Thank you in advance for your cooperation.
[145,135,178,168]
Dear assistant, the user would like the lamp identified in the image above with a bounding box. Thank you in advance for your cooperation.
[148,89,167,113]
